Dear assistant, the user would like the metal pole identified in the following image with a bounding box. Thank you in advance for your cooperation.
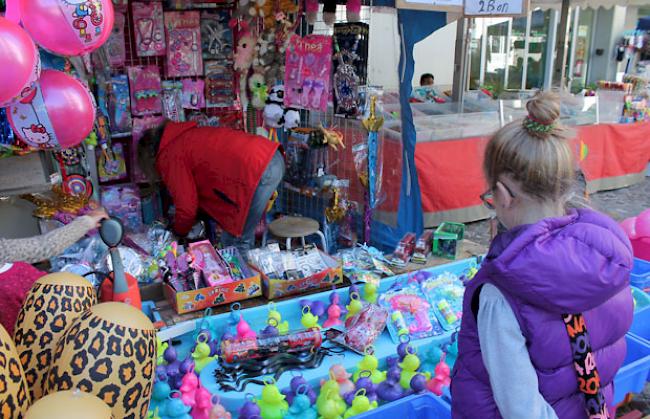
[452,18,469,106]
[522,11,532,90]
[552,0,572,90]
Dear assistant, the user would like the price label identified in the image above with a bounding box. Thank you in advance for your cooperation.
[464,0,527,16]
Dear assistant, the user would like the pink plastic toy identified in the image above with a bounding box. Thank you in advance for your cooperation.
[0,16,40,107]
[179,371,199,407]
[328,365,355,397]
[237,315,257,341]
[426,355,451,396]
[389,294,433,334]
[192,385,213,419]
[209,396,232,419]
[621,209,650,260]
[323,303,343,328]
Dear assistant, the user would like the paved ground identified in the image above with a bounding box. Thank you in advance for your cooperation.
[464,176,650,248]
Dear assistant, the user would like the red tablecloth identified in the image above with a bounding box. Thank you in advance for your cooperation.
[415,122,650,227]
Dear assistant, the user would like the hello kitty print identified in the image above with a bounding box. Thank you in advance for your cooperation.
[8,86,59,149]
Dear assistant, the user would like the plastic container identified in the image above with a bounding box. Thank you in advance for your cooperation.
[354,393,451,419]
[613,334,650,404]
[433,222,465,260]
[631,257,650,290]
[632,286,650,312]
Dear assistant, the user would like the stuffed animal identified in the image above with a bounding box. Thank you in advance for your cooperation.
[306,0,360,25]
[264,85,300,129]
[249,72,268,109]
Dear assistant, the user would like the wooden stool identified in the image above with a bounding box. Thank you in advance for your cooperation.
[264,216,327,250]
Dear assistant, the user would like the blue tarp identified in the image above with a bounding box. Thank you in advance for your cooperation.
[371,9,448,251]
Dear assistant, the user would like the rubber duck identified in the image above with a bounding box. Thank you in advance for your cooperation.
[301,306,320,329]
[343,389,376,418]
[162,392,192,419]
[260,318,280,338]
[376,367,405,402]
[148,408,162,419]
[345,292,363,320]
[300,299,327,318]
[327,365,355,397]
[317,379,347,416]
[180,357,195,375]
[316,390,346,419]
[283,386,317,419]
[191,385,213,419]
[150,377,172,414]
[344,372,378,405]
[158,336,169,365]
[363,282,378,304]
[238,394,262,419]
[256,379,289,419]
[283,375,317,405]
[352,352,386,384]
[209,395,232,419]
[164,344,178,364]
[399,350,429,390]
[179,371,199,408]
[236,314,257,341]
[267,302,289,335]
[192,335,218,373]
[426,355,451,396]
[323,303,343,328]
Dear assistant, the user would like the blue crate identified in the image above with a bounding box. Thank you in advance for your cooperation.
[613,334,650,404]
[354,394,451,419]
[632,286,650,312]
[631,257,650,290]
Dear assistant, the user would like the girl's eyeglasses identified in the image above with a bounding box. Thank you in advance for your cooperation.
[480,182,515,210]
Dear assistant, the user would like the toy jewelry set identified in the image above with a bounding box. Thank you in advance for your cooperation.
[284,35,333,112]
[127,65,163,116]
[165,11,203,77]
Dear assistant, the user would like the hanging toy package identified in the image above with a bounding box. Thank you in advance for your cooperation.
[128,66,163,116]
[200,10,234,62]
[333,22,369,117]
[161,80,185,122]
[107,75,132,134]
[97,142,128,183]
[284,34,333,112]
[105,11,126,67]
[165,11,203,78]
[132,1,166,57]
[205,61,236,109]
[181,78,206,110]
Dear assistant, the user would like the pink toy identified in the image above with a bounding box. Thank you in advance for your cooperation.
[191,385,215,419]
[209,396,232,419]
[622,209,650,260]
[8,70,96,150]
[132,1,166,57]
[284,35,332,112]
[426,355,451,396]
[328,365,355,396]
[323,303,343,328]
[128,65,163,116]
[165,11,203,77]
[180,371,199,407]
[390,294,433,334]
[105,11,126,67]
[237,316,257,341]
[181,79,206,110]
[0,16,40,108]
[20,0,115,57]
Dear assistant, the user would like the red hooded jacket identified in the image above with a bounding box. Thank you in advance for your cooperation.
[156,121,280,237]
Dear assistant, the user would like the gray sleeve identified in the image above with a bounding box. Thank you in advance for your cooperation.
[477,283,559,419]
[0,215,96,264]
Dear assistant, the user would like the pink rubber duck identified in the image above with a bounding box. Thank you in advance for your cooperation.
[426,355,451,396]
[191,385,213,419]
[209,396,232,419]
[236,315,257,341]
[179,371,199,408]
[323,365,355,397]
[323,303,343,328]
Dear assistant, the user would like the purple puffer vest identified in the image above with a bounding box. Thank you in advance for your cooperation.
[451,208,634,418]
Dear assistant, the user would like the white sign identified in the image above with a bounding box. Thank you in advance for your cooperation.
[464,0,527,16]
[396,0,463,12]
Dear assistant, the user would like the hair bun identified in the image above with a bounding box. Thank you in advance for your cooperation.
[525,92,561,126]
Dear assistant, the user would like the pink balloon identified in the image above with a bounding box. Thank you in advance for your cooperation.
[0,16,41,107]
[621,217,637,240]
[636,209,650,238]
[20,0,114,57]
[8,69,96,149]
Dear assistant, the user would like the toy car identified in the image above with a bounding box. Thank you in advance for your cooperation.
[393,233,417,265]
[412,230,434,264]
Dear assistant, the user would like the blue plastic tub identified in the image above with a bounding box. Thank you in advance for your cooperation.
[631,258,650,291]
[354,393,451,419]
[632,286,650,312]
[613,334,650,404]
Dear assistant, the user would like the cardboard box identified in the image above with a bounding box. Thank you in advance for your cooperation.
[164,274,262,314]
[256,252,343,299]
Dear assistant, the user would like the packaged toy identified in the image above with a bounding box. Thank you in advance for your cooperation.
[332,23,369,116]
[162,80,185,122]
[133,1,166,57]
[420,272,464,331]
[205,61,236,109]
[182,78,206,109]
[107,75,132,134]
[128,65,163,116]
[189,240,233,287]
[165,11,203,77]
[200,10,233,61]
[105,11,126,67]
[284,34,333,111]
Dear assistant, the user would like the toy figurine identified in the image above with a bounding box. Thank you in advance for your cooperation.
[158,336,169,365]
[410,374,428,394]
[267,302,290,335]
[327,365,355,396]
[162,392,192,419]
[166,360,183,389]
[150,377,172,415]
[363,282,378,304]
[209,395,232,419]
[376,367,404,402]
[164,344,178,364]
[237,314,257,341]
[352,351,386,384]
[283,375,317,405]
[192,385,214,419]
[180,357,196,375]
[192,334,218,373]
[284,385,317,419]
[345,292,363,320]
[301,306,320,329]
[426,354,451,396]
[399,349,429,390]
[256,379,289,419]
[323,302,343,328]
[344,371,378,405]
[179,371,199,407]
[317,379,347,417]
[260,318,280,338]
[343,389,376,418]
[239,394,262,419]
[397,338,415,361]
[300,299,327,318]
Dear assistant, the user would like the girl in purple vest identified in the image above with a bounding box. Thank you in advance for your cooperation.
[451,92,633,418]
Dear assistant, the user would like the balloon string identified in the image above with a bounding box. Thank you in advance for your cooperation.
[4,0,21,24]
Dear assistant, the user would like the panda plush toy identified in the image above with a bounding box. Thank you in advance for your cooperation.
[263,85,300,129]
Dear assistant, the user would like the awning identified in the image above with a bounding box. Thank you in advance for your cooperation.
[531,0,650,10]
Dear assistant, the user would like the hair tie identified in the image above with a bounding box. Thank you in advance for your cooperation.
[523,115,556,135]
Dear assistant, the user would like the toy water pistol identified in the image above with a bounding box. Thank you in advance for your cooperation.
[220,329,322,363]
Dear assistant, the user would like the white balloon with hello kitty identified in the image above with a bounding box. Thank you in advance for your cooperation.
[8,69,96,150]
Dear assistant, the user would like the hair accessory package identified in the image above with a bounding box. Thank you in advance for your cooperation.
[132,1,166,57]
[128,65,163,116]
[165,11,203,77]
[284,35,333,112]
[108,75,132,134]
[131,116,165,183]
[205,61,236,108]
[200,10,233,62]
[161,80,185,122]
[181,78,206,110]
[105,11,126,67]
[97,142,128,183]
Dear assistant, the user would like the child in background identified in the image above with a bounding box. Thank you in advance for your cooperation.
[0,208,108,334]
[451,93,633,418]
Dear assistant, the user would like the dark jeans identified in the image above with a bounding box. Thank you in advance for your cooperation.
[221,151,285,253]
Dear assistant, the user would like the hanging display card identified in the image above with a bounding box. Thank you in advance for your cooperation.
[204,61,236,108]
[105,11,126,67]
[133,1,166,57]
[127,65,163,116]
[284,35,333,112]
[200,10,234,62]
[165,11,203,77]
